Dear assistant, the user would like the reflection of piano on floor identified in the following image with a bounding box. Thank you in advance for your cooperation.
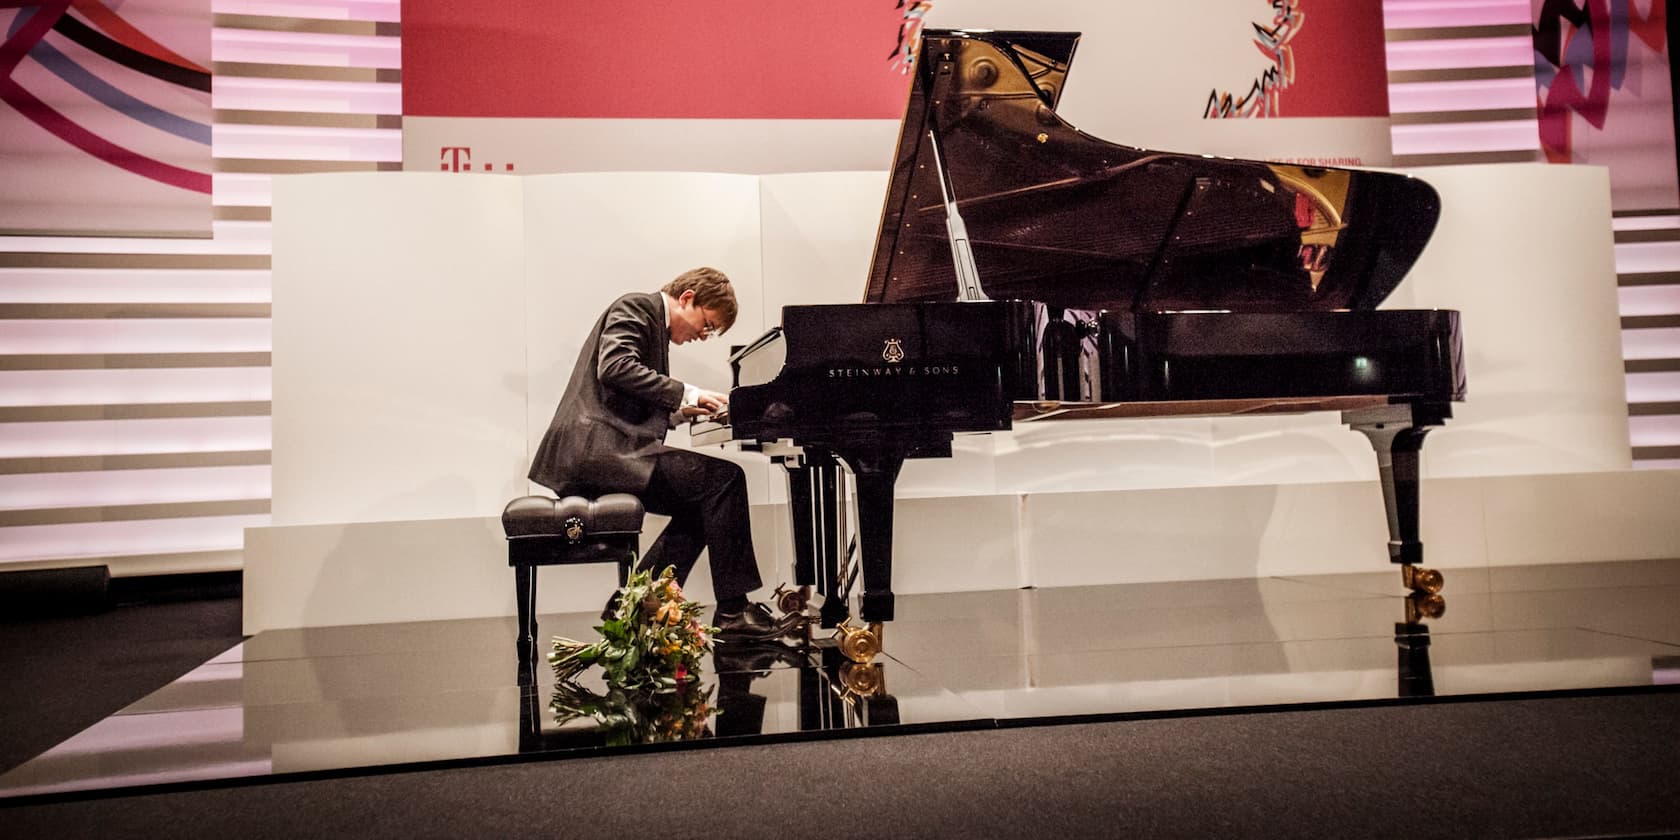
[693,29,1465,658]
[1396,591,1447,698]
[801,648,900,730]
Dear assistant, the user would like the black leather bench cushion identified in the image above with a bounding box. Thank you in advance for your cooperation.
[501,494,645,541]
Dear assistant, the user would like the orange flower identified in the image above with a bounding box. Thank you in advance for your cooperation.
[656,601,681,626]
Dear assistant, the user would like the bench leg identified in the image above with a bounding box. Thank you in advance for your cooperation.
[515,564,536,681]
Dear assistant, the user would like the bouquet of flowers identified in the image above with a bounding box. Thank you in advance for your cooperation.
[548,566,717,692]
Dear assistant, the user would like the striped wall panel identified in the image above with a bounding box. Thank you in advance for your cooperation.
[0,0,400,576]
[1616,214,1680,469]
[1382,0,1542,167]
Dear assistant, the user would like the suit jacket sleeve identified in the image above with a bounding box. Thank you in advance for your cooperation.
[597,295,684,411]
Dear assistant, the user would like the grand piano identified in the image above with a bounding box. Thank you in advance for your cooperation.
[692,29,1464,660]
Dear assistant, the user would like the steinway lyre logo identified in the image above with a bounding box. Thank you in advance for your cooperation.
[882,338,906,363]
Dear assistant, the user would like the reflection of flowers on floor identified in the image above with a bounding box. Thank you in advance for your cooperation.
[548,680,715,746]
[548,566,720,743]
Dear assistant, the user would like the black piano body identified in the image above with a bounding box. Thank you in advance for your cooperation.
[693,29,1465,644]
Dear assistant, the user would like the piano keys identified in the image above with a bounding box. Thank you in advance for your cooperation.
[691,29,1465,658]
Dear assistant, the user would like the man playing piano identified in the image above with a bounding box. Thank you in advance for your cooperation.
[528,267,795,642]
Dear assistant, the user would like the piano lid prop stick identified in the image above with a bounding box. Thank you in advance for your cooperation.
[927,128,989,303]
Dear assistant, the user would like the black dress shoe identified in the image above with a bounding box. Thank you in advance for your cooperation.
[714,602,799,644]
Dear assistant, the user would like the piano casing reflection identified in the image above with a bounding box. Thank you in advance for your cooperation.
[693,29,1465,653]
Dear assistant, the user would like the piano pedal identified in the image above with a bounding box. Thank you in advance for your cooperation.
[834,620,884,664]
[1401,564,1444,595]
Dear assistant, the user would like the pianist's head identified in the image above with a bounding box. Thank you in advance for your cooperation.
[663,266,738,345]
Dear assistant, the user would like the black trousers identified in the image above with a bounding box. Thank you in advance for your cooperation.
[635,446,763,602]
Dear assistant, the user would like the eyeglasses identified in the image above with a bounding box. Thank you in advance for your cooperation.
[700,315,720,336]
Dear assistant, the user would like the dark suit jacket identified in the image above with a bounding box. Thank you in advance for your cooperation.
[529,292,685,496]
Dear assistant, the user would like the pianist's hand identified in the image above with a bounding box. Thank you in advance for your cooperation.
[679,390,728,421]
[695,389,728,415]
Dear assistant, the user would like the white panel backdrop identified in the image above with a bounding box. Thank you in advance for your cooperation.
[269,173,527,528]
[1387,163,1632,476]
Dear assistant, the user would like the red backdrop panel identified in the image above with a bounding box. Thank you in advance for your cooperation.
[1283,4,1392,118]
[401,0,911,119]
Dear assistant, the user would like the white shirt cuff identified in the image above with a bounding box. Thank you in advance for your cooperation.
[681,382,700,408]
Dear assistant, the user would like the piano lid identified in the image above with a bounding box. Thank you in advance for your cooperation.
[864,29,1441,313]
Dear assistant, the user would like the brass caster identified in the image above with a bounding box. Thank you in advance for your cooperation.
[773,583,812,616]
[837,661,887,699]
[835,621,884,663]
[1405,591,1446,623]
[1402,564,1444,594]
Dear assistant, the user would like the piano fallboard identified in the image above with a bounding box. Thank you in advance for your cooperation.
[724,300,1037,449]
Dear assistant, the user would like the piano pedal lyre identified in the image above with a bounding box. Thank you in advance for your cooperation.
[835,621,884,663]
[1401,564,1444,595]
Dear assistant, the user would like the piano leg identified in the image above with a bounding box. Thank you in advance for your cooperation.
[779,451,848,628]
[835,448,907,626]
[1344,402,1451,594]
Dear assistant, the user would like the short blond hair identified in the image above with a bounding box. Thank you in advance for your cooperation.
[662,267,737,332]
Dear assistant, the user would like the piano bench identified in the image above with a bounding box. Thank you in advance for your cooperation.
[501,493,644,677]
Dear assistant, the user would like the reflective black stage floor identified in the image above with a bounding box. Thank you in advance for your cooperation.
[4,559,1677,800]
